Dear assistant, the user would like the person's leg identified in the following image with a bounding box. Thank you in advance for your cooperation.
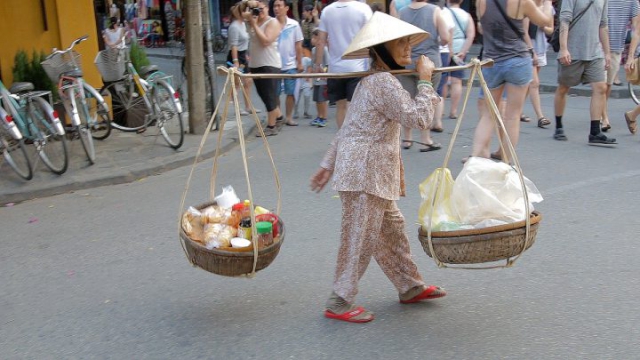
[303,89,312,117]
[496,83,529,161]
[336,100,347,128]
[318,101,328,119]
[625,104,640,134]
[472,85,504,158]
[529,66,545,120]
[372,200,427,297]
[325,191,382,321]
[449,76,463,118]
[282,73,298,125]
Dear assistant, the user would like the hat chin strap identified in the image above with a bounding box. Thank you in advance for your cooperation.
[371,44,405,71]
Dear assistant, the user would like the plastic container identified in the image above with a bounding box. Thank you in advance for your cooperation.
[231,237,252,248]
[256,213,280,238]
[256,221,273,249]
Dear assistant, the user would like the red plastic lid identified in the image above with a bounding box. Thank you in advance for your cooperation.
[232,203,245,211]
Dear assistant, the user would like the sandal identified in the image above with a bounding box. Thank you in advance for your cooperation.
[601,124,611,132]
[625,111,637,134]
[401,140,413,150]
[431,127,444,133]
[520,115,531,122]
[490,151,502,161]
[325,306,374,323]
[419,142,441,152]
[400,285,447,304]
[537,117,551,128]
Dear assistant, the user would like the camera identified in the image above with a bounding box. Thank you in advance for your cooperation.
[251,7,261,16]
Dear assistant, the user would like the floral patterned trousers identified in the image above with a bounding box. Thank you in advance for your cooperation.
[333,191,426,303]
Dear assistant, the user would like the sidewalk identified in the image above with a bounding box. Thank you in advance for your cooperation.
[0,44,630,204]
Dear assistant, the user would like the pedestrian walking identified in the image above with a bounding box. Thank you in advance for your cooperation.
[314,0,372,129]
[310,28,330,127]
[310,12,446,324]
[243,0,284,137]
[601,0,639,132]
[274,0,303,127]
[553,0,616,145]
[397,0,451,152]
[445,0,475,120]
[471,0,552,161]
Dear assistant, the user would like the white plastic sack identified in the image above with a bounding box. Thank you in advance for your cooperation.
[451,157,543,226]
[213,185,240,209]
[418,168,461,231]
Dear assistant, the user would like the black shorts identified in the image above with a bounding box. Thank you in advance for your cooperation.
[249,66,281,112]
[327,77,360,102]
[227,50,248,69]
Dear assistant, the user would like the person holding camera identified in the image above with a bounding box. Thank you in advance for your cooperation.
[243,0,284,136]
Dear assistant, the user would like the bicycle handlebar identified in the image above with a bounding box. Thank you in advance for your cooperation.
[45,35,89,59]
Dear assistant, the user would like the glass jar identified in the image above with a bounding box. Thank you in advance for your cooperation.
[238,217,252,240]
[256,221,273,249]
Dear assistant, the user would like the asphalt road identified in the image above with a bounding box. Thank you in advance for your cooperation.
[2,80,640,359]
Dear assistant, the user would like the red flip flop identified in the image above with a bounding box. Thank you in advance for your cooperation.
[325,306,374,323]
[400,285,447,304]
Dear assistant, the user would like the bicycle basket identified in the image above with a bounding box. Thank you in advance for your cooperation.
[94,49,126,82]
[41,50,82,83]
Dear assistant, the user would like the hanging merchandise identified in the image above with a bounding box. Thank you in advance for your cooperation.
[164,0,176,42]
[179,69,285,278]
[416,59,543,269]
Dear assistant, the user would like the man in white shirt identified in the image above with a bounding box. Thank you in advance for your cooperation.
[314,0,372,128]
[274,0,304,126]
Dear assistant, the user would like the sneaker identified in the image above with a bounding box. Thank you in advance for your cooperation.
[310,117,321,126]
[553,128,568,141]
[588,132,617,146]
[317,118,327,127]
[275,116,285,130]
[256,126,279,137]
[304,113,313,119]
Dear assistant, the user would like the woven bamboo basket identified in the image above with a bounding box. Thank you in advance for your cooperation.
[418,212,541,264]
[180,201,285,277]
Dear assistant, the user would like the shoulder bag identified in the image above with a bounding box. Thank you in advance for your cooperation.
[549,0,594,52]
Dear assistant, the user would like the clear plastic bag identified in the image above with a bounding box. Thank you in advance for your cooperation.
[418,168,461,231]
[213,185,240,209]
[451,157,543,226]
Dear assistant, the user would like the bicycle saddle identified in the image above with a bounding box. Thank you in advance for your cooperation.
[62,69,84,78]
[140,65,159,77]
[9,82,34,94]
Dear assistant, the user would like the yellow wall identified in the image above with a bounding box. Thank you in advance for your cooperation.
[0,0,102,89]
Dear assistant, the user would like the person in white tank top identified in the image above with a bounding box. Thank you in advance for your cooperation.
[103,17,125,49]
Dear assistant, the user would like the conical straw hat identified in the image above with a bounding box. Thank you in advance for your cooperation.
[342,11,430,60]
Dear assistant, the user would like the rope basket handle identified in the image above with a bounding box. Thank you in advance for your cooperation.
[423,58,533,270]
[178,68,282,277]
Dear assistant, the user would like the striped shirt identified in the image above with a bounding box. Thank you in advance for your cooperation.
[608,0,639,53]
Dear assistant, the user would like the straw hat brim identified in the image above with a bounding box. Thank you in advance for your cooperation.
[342,12,430,60]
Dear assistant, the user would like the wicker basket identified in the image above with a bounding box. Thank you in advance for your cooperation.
[94,50,126,82]
[418,212,541,264]
[41,51,82,83]
[179,201,285,277]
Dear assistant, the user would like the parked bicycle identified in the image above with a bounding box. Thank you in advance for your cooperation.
[0,106,32,180]
[0,79,68,175]
[179,55,215,122]
[42,35,112,165]
[101,47,184,149]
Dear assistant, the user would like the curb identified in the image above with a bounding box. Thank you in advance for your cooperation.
[0,123,258,205]
[462,78,631,98]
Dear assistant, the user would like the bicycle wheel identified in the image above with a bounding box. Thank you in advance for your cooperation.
[0,133,32,180]
[84,83,112,140]
[103,79,151,131]
[154,79,184,149]
[29,96,69,174]
[72,87,96,164]
[629,81,640,105]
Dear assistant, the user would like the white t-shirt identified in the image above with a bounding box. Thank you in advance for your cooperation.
[278,17,304,71]
[439,7,455,54]
[317,0,372,73]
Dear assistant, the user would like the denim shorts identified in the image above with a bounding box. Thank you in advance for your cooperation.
[481,56,532,89]
[281,68,298,95]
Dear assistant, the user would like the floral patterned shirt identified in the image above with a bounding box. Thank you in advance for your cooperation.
[321,71,440,200]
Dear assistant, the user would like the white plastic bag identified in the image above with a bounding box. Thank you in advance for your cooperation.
[213,185,240,209]
[418,168,461,231]
[451,157,543,226]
